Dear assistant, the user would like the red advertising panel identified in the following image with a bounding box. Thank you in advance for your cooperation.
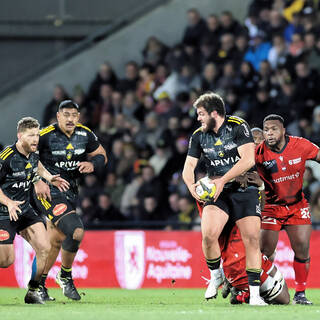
[1,230,320,288]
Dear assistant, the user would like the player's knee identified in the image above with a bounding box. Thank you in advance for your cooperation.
[62,237,80,253]
[35,241,51,259]
[202,232,219,248]
[72,227,84,242]
[242,232,260,248]
[293,241,309,258]
[0,254,14,268]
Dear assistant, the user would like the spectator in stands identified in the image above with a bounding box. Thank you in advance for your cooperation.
[149,139,172,176]
[219,11,243,36]
[142,36,168,67]
[182,8,207,47]
[289,32,305,58]
[303,166,320,202]
[217,61,238,93]
[43,84,68,125]
[244,31,271,71]
[310,188,320,223]
[307,36,320,72]
[201,14,222,47]
[103,172,125,209]
[268,34,289,70]
[110,90,123,116]
[215,33,238,65]
[79,174,103,203]
[79,197,96,228]
[117,61,139,93]
[201,62,220,92]
[91,193,125,228]
[87,62,117,103]
[284,12,304,43]
[116,142,138,183]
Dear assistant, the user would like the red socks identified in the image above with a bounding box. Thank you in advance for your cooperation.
[293,257,310,292]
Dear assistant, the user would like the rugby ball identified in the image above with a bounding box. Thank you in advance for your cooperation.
[195,176,216,201]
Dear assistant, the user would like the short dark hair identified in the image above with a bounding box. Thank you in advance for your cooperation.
[58,100,79,112]
[17,117,40,133]
[193,92,226,117]
[263,114,284,124]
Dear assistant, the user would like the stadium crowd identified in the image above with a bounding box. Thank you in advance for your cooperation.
[42,0,320,229]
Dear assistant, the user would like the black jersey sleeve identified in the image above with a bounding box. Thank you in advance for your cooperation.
[234,122,254,147]
[86,130,100,153]
[187,130,202,159]
[0,158,10,184]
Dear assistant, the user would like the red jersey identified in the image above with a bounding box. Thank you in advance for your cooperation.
[255,136,318,205]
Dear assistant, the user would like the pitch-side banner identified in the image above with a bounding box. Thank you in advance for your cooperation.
[1,230,320,288]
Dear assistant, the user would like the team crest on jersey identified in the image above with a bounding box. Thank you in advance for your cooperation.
[66,143,74,160]
[218,151,224,157]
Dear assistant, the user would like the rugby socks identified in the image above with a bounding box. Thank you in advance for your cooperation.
[206,256,221,270]
[246,268,261,298]
[61,265,72,278]
[293,256,310,292]
[28,280,40,291]
[40,274,48,287]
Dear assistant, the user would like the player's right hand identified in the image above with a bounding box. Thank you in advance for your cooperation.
[189,183,205,203]
[7,200,24,221]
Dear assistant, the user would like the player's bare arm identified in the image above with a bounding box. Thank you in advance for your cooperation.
[78,144,107,174]
[0,188,24,221]
[37,161,70,192]
[213,142,256,201]
[182,155,203,202]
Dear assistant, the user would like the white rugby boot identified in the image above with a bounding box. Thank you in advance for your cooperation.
[203,268,224,300]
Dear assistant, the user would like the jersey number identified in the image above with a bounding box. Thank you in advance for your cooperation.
[300,207,310,219]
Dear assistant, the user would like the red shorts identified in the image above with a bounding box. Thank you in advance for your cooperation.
[221,225,272,290]
[261,198,311,231]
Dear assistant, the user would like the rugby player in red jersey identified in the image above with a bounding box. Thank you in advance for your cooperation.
[255,114,320,304]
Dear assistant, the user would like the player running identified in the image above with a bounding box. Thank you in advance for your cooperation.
[183,92,265,305]
[32,100,107,301]
[0,117,69,304]
[255,114,320,305]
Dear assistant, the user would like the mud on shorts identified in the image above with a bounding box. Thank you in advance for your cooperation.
[261,198,311,231]
[33,191,77,224]
[202,186,262,222]
[0,207,45,245]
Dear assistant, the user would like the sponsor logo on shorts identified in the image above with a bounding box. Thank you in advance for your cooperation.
[0,229,10,241]
[53,203,67,216]
[262,216,277,225]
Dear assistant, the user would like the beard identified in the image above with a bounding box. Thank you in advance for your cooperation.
[265,137,281,150]
[21,140,35,154]
[203,117,216,132]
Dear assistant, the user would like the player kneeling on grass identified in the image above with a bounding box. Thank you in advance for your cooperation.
[0,117,69,304]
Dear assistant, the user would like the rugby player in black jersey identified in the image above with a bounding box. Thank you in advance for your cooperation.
[32,100,107,301]
[182,92,266,305]
[0,117,69,304]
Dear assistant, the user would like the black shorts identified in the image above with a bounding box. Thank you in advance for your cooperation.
[33,191,77,224]
[204,186,261,222]
[0,207,45,245]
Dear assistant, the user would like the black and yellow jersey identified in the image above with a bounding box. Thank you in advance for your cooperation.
[0,144,39,219]
[39,123,100,196]
[188,115,254,178]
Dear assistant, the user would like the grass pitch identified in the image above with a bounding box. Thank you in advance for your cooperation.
[1,288,320,320]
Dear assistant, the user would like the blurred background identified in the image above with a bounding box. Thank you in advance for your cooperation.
[1,0,320,230]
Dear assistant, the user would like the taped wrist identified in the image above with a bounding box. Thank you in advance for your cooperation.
[32,173,41,184]
[91,154,105,171]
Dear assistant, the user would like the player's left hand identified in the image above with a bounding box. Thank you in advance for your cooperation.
[212,177,226,202]
[34,179,51,201]
[77,161,94,174]
[50,175,70,192]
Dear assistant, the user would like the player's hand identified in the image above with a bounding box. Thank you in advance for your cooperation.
[235,174,248,188]
[189,183,205,204]
[34,179,51,201]
[50,175,70,192]
[77,161,94,174]
[7,200,24,221]
[212,177,226,202]
[247,171,263,188]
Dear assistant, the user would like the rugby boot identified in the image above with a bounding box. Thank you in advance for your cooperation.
[293,291,313,305]
[221,279,232,298]
[204,268,224,300]
[39,285,56,301]
[24,288,45,304]
[249,295,268,306]
[56,271,81,300]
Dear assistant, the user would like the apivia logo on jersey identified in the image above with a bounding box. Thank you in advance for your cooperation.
[114,231,193,289]
[209,155,240,167]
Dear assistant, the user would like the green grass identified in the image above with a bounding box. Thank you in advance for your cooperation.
[1,288,320,320]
